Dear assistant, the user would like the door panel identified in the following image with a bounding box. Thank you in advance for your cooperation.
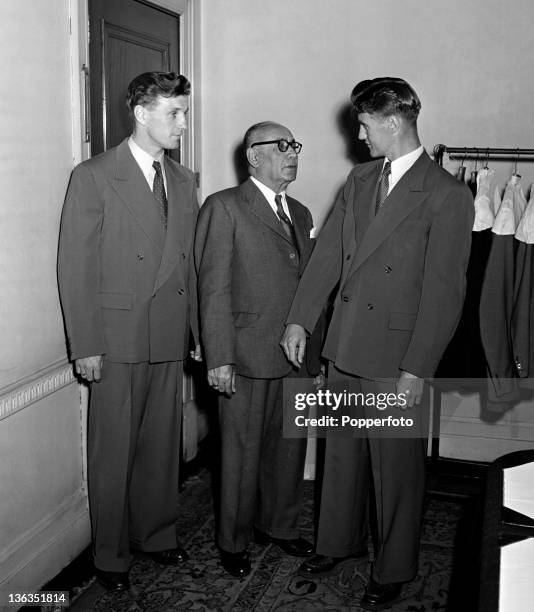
[89,0,180,157]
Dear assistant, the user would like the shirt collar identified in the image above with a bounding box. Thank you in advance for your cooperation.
[128,136,165,175]
[250,176,286,201]
[385,145,424,188]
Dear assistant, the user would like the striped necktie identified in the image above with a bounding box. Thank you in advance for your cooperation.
[275,194,298,253]
[152,160,168,226]
[375,160,391,213]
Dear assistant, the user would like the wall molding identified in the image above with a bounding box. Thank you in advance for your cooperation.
[0,488,90,594]
[0,359,76,422]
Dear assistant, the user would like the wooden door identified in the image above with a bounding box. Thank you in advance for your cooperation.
[89,0,180,159]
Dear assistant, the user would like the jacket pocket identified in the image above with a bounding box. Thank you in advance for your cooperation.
[233,312,259,328]
[388,312,417,330]
[100,292,133,310]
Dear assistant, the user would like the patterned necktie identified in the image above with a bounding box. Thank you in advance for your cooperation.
[275,194,298,253]
[375,160,392,213]
[152,160,168,226]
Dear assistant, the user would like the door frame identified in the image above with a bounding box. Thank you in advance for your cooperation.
[69,0,200,171]
[68,0,201,481]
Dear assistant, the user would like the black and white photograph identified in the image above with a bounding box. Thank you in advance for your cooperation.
[1,1,534,610]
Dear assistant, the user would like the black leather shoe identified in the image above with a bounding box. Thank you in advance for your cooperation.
[145,545,189,565]
[360,577,402,610]
[254,530,313,557]
[220,549,251,578]
[95,569,130,591]
[299,550,367,575]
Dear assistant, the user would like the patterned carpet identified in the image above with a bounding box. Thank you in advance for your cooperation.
[68,469,477,612]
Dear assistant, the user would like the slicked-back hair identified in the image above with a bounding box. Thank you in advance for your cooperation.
[351,77,421,124]
[126,71,191,118]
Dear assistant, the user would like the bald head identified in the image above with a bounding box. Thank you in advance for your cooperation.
[244,121,300,193]
[244,121,286,149]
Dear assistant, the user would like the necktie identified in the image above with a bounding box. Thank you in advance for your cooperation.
[152,160,168,226]
[375,160,391,213]
[275,194,299,254]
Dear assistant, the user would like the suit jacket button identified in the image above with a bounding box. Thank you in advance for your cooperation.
[137,253,144,260]
[385,266,392,273]
[178,288,185,295]
[289,253,296,259]
[367,303,374,310]
[342,295,350,302]
[346,254,351,260]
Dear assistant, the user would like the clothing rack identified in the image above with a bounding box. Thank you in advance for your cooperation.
[434,144,534,166]
[431,144,534,465]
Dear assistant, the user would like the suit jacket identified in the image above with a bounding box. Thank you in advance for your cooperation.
[58,138,198,363]
[195,178,317,379]
[512,240,534,379]
[286,151,474,379]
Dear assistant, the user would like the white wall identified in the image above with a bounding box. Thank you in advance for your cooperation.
[199,0,534,225]
[0,2,74,387]
[0,1,90,600]
[199,0,534,461]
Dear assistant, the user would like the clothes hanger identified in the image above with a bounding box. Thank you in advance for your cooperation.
[468,149,479,196]
[512,147,521,179]
[483,148,490,169]
[456,147,467,182]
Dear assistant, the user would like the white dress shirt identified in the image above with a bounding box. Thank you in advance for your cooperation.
[383,145,424,196]
[128,137,167,193]
[250,176,293,222]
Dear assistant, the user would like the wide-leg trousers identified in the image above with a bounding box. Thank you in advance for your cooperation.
[88,359,183,571]
[315,366,427,584]
[217,373,307,553]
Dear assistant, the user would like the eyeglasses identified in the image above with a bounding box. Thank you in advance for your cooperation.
[250,139,302,154]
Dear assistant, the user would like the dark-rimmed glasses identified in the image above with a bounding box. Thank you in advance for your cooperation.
[250,139,302,154]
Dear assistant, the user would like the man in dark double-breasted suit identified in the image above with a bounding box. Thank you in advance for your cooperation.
[195,121,321,578]
[282,78,474,609]
[58,72,199,591]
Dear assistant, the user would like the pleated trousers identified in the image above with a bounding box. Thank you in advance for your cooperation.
[217,373,307,553]
[315,365,427,584]
[87,359,183,571]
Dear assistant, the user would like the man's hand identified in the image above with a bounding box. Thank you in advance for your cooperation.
[190,344,202,362]
[396,371,424,408]
[313,363,326,390]
[281,323,307,369]
[75,355,104,382]
[208,364,236,396]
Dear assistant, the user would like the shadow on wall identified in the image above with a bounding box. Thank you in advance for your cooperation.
[336,102,372,166]
[314,103,373,226]
[233,140,249,186]
[229,104,373,220]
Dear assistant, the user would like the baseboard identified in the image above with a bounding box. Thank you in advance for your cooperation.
[0,489,90,606]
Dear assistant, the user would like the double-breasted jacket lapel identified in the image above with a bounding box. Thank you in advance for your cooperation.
[108,140,193,294]
[342,152,431,288]
[153,158,192,294]
[110,139,166,253]
[339,161,379,288]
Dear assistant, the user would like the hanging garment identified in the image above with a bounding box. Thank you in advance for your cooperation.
[493,184,502,216]
[479,174,524,401]
[468,169,478,197]
[473,168,496,231]
[492,174,527,234]
[511,191,534,381]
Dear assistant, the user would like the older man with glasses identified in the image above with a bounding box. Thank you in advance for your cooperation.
[195,121,323,578]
